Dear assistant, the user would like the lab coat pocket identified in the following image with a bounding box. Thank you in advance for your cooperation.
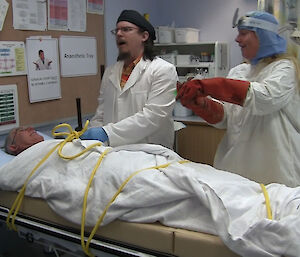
[131,90,148,111]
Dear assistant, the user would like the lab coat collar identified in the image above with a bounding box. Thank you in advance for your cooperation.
[108,62,123,91]
[109,58,150,94]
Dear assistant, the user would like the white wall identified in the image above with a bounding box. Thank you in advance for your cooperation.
[104,0,258,68]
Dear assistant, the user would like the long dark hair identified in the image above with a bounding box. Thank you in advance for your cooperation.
[139,28,157,61]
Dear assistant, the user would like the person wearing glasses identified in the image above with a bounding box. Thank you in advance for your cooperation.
[81,9,177,149]
[177,11,300,187]
[33,50,52,70]
[4,127,44,156]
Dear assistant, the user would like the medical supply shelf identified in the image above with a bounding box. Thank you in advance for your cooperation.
[155,41,229,80]
[174,115,225,165]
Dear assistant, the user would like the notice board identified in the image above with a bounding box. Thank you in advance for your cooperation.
[0,0,105,127]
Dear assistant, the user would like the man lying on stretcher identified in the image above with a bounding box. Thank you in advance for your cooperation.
[1,124,300,257]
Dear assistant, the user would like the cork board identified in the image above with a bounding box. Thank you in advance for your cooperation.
[0,0,105,126]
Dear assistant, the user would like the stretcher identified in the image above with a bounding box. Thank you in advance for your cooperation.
[1,125,299,257]
[0,191,238,257]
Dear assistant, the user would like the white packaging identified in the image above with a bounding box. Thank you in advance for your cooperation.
[176,55,192,65]
[175,28,199,43]
[173,101,193,117]
[158,26,174,44]
[159,54,176,65]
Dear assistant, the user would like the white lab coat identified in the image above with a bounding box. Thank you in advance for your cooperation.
[90,57,178,149]
[213,59,300,187]
[34,58,52,70]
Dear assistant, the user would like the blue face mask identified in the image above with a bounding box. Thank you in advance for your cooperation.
[237,11,287,64]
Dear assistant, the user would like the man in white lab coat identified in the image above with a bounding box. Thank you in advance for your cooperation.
[81,9,177,149]
[33,49,52,70]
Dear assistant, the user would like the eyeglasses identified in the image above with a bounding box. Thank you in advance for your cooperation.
[11,127,26,145]
[110,27,139,35]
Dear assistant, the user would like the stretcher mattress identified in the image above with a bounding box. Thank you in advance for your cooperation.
[0,190,239,257]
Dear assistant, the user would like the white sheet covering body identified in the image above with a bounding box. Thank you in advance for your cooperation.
[0,139,300,257]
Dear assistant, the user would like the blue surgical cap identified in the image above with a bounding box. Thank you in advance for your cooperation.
[237,11,287,64]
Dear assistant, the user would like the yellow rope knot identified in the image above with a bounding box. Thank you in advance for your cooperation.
[51,120,89,141]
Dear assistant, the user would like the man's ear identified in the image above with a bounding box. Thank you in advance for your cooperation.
[8,144,19,155]
[142,31,149,42]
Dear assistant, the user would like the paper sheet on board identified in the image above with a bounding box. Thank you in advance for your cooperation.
[48,0,86,32]
[0,0,8,31]
[0,41,27,77]
[12,0,46,31]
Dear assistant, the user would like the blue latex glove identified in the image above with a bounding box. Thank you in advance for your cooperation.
[80,127,108,142]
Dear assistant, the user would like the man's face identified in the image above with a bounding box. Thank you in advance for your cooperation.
[10,127,44,154]
[39,51,45,61]
[114,21,149,61]
[235,29,259,61]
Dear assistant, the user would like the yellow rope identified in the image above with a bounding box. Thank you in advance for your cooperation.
[81,159,190,257]
[80,148,111,255]
[53,120,110,255]
[260,184,273,220]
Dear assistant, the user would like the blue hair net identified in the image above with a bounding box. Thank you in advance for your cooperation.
[238,11,287,64]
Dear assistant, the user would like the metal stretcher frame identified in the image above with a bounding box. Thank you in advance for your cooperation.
[0,207,172,257]
[0,191,240,257]
[0,208,167,257]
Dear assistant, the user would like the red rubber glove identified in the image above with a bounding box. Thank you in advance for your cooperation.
[177,77,250,106]
[183,96,224,124]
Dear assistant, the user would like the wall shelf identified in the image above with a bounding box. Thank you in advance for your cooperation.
[155,41,229,80]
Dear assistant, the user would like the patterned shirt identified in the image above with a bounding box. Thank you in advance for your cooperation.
[120,56,142,88]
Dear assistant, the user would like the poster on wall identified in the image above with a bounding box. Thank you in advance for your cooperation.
[48,0,86,32]
[12,0,47,31]
[0,84,19,134]
[26,37,61,103]
[59,36,98,77]
[87,0,104,15]
[0,0,9,31]
[0,41,27,77]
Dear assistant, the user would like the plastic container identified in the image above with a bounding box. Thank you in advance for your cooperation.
[175,28,199,43]
[158,26,175,44]
[159,54,176,64]
[176,55,192,65]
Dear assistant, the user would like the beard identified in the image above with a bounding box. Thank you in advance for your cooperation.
[117,51,131,61]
